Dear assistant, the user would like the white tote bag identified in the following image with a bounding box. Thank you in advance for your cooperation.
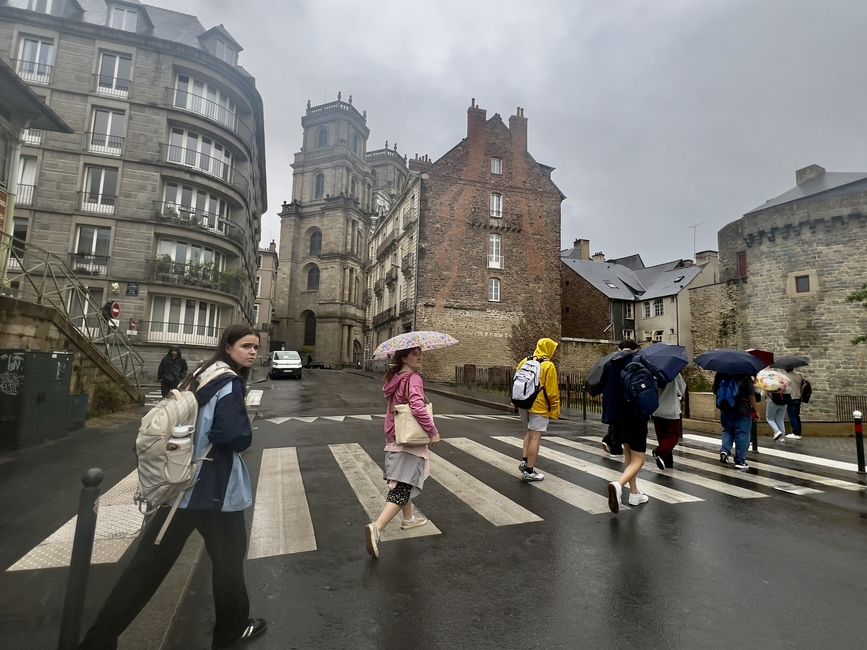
[393,402,434,446]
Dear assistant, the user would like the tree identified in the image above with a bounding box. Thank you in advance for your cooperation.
[846,283,867,345]
[507,309,561,362]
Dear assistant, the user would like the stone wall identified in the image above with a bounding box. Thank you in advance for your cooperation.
[558,338,617,373]
[560,264,610,339]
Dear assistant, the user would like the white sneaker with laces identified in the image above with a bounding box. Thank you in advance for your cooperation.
[786,434,802,440]
[521,469,545,482]
[400,515,428,530]
[627,492,649,506]
[773,431,784,441]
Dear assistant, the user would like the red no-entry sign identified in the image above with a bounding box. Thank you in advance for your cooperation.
[110,302,120,319]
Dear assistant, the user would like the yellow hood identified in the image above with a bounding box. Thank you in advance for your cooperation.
[533,338,558,361]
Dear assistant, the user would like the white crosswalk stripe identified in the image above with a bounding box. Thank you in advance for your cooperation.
[8,432,862,571]
[262,413,514,424]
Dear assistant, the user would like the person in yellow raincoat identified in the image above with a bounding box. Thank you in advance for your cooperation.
[515,338,561,481]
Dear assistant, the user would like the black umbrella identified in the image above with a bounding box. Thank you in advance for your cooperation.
[585,349,635,396]
[771,356,809,371]
[639,343,689,384]
[695,349,766,375]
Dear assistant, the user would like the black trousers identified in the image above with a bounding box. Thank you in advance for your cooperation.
[602,425,623,454]
[160,380,177,398]
[79,507,250,649]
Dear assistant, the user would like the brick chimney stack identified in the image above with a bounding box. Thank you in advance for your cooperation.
[591,251,605,262]
[467,98,487,146]
[574,238,590,260]
[508,107,527,153]
[408,153,432,173]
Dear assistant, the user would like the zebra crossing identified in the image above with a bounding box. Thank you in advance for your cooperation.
[262,413,519,424]
[7,433,863,571]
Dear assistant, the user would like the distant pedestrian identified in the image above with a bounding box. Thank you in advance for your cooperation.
[601,339,640,457]
[651,373,686,469]
[79,324,267,649]
[765,386,790,442]
[515,338,561,482]
[782,370,805,439]
[713,372,756,469]
[306,353,313,368]
[602,344,651,513]
[365,347,440,559]
[157,346,187,398]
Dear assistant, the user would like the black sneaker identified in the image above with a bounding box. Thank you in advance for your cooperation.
[213,618,267,648]
[719,451,729,465]
[652,450,665,471]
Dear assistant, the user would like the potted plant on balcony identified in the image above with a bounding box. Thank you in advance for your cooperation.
[154,254,173,277]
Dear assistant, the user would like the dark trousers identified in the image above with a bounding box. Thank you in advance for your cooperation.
[79,507,250,650]
[786,399,802,435]
[602,425,623,454]
[160,380,177,398]
[652,417,682,467]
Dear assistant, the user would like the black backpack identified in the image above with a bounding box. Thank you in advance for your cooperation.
[621,360,659,416]
[801,379,812,404]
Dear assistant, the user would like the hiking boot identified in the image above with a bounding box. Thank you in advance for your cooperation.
[365,523,380,559]
[627,492,649,506]
[652,450,665,470]
[719,451,729,465]
[400,515,428,530]
[607,481,621,513]
[521,470,545,482]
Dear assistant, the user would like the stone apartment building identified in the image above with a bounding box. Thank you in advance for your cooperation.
[365,101,564,380]
[692,163,867,421]
[254,240,278,355]
[560,238,719,358]
[0,0,266,378]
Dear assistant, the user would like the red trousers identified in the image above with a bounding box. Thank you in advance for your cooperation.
[652,416,683,466]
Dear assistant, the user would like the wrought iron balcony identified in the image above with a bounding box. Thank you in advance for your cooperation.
[17,184,35,206]
[384,267,398,286]
[85,132,124,155]
[161,144,249,196]
[14,59,53,84]
[151,201,233,237]
[372,306,396,327]
[138,320,222,347]
[93,73,130,98]
[399,299,413,316]
[401,253,414,276]
[69,253,110,276]
[22,129,43,145]
[376,231,396,259]
[170,87,238,132]
[78,191,117,215]
[373,278,384,295]
[147,257,243,300]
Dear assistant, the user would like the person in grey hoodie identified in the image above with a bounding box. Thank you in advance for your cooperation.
[651,374,686,469]
[364,346,440,559]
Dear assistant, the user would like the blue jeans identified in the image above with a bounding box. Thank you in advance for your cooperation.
[786,399,802,435]
[720,411,751,465]
[765,401,787,436]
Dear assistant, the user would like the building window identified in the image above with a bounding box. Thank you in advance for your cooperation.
[306,265,320,291]
[253,303,259,324]
[488,277,501,302]
[622,329,635,340]
[161,183,231,233]
[314,173,325,199]
[737,251,748,279]
[488,234,502,269]
[29,0,53,14]
[643,331,652,342]
[653,298,664,316]
[89,108,125,155]
[72,225,111,275]
[795,275,810,293]
[490,192,502,218]
[624,302,634,319]
[17,36,54,83]
[17,156,37,205]
[69,287,104,330]
[643,301,651,318]
[255,275,261,297]
[350,176,358,197]
[96,52,131,97]
[82,166,118,214]
[109,5,138,32]
[215,39,236,65]
[317,127,328,149]
[167,128,234,182]
[173,75,237,131]
[303,311,317,346]
[352,133,360,153]
[653,330,664,342]
[156,238,226,272]
[309,230,322,256]
[149,296,221,343]
[491,157,502,175]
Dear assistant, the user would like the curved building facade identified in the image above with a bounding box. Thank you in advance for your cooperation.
[0,0,266,377]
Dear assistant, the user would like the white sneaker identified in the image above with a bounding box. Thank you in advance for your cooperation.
[773,431,784,441]
[786,433,802,440]
[521,469,545,482]
[364,523,380,559]
[627,492,649,506]
[400,515,428,530]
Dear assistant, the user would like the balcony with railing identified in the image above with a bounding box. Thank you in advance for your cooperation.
[147,257,244,301]
[69,253,110,276]
[362,288,372,305]
[161,144,249,196]
[384,267,398,286]
[373,278,384,296]
[376,231,396,259]
[372,306,396,327]
[151,201,234,238]
[85,132,124,155]
[22,129,43,145]
[93,73,130,98]
[138,319,223,347]
[399,299,413,316]
[14,59,53,84]
[78,191,117,215]
[17,184,35,206]
[169,86,237,130]
[487,254,503,269]
[401,253,414,276]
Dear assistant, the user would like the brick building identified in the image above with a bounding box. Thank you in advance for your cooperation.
[0,0,266,379]
[253,240,278,355]
[693,163,867,420]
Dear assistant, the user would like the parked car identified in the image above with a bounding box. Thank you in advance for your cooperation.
[308,360,332,369]
[270,350,303,379]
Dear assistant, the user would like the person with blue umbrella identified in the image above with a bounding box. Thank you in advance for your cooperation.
[639,343,689,469]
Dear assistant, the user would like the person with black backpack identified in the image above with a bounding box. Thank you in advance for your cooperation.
[601,340,640,457]
[713,372,757,469]
[512,338,560,482]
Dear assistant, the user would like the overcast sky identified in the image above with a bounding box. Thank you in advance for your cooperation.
[146,0,867,265]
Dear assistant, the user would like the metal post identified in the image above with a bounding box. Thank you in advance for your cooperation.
[582,388,587,421]
[854,410,865,475]
[57,468,104,650]
[751,419,759,452]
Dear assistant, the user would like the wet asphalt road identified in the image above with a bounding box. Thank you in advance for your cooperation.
[158,370,867,649]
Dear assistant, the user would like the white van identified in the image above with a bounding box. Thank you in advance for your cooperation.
[270,350,303,379]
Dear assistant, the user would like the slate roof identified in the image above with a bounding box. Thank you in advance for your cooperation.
[561,257,702,301]
[746,171,867,214]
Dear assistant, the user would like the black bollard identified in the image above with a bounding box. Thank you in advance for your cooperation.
[582,389,587,421]
[854,410,865,475]
[57,468,104,650]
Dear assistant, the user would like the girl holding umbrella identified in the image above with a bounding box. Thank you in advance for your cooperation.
[364,332,456,559]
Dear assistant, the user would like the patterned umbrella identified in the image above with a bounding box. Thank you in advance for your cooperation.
[372,331,459,360]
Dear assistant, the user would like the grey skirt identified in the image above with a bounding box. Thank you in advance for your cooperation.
[383,451,427,501]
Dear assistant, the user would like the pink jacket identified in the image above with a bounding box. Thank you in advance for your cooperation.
[383,371,438,443]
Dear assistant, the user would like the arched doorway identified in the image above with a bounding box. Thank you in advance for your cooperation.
[353,340,362,367]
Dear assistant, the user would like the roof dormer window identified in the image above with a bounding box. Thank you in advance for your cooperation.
[215,39,236,65]
[109,5,138,32]
[29,0,54,15]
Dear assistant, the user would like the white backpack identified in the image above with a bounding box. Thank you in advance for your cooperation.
[134,366,235,543]
[511,358,543,409]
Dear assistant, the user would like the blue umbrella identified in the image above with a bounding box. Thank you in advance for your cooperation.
[695,349,766,375]
[585,349,635,395]
[639,343,689,383]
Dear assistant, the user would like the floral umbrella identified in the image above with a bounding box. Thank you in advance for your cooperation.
[372,331,459,360]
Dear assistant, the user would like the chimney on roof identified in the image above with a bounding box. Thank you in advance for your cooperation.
[467,98,487,148]
[408,152,432,173]
[796,164,825,185]
[508,106,527,153]
[269,240,277,253]
[591,251,605,262]
[695,250,718,266]
[573,238,590,260]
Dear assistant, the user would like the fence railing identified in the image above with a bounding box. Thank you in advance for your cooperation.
[454,365,603,415]
[135,320,222,348]
[78,191,117,214]
[0,232,143,390]
[836,395,867,423]
[69,253,109,276]
[17,184,35,206]
[14,58,52,83]
[160,144,249,196]
[93,73,130,97]
[85,132,124,155]
[147,258,243,301]
[151,200,234,237]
